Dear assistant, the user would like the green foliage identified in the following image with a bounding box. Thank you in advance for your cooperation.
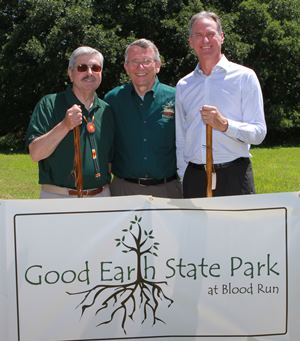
[0,0,299,145]
[233,0,300,130]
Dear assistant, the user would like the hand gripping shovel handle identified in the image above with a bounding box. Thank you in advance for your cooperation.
[73,126,83,197]
[206,124,213,197]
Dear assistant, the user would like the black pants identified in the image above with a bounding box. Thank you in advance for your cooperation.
[183,158,255,198]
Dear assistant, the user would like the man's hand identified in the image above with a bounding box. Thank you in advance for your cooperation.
[29,104,83,162]
[200,105,228,132]
[63,104,83,131]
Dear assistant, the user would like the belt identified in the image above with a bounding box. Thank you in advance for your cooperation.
[41,184,104,197]
[68,188,103,196]
[123,174,177,186]
[188,157,249,170]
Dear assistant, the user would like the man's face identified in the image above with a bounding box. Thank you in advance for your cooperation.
[189,17,224,63]
[124,46,161,92]
[68,54,102,94]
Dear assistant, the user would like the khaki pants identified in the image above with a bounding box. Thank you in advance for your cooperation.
[40,184,111,199]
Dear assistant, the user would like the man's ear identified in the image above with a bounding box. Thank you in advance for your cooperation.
[220,32,225,45]
[68,68,73,83]
[124,62,129,75]
[155,61,161,74]
[188,36,194,49]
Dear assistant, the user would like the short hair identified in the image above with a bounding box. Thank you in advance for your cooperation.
[124,38,161,63]
[188,11,223,36]
[68,46,104,69]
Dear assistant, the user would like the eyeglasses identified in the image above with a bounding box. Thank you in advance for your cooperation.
[76,64,102,73]
[126,58,155,67]
[190,32,217,40]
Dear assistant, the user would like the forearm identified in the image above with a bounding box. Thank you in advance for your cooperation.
[225,119,267,145]
[29,120,70,161]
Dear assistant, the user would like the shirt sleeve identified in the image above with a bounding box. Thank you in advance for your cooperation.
[175,82,188,180]
[25,96,56,147]
[225,70,267,145]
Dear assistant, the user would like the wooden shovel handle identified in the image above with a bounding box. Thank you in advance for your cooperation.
[73,126,83,197]
[206,124,213,197]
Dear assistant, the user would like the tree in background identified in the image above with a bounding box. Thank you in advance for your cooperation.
[0,0,299,149]
[0,0,125,145]
[233,0,300,135]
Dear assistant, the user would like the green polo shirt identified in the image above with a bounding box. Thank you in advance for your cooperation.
[104,79,176,179]
[26,86,114,189]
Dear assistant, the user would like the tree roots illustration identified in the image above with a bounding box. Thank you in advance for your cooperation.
[67,215,174,334]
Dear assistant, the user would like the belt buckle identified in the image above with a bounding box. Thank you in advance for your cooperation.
[137,178,146,186]
[71,188,99,196]
[204,165,215,172]
[138,177,150,186]
[78,189,88,197]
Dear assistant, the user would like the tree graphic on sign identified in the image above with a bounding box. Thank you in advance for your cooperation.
[67,215,173,334]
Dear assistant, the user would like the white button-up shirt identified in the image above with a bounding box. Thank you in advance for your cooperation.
[175,55,267,178]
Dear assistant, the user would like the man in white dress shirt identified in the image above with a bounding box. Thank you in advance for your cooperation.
[175,11,267,198]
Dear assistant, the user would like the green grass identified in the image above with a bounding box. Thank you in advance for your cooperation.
[251,147,300,194]
[0,154,39,199]
[0,147,299,199]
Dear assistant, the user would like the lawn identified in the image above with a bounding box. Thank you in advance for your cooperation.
[251,147,300,194]
[0,147,299,199]
[0,153,39,199]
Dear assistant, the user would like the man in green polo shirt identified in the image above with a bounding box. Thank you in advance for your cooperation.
[104,39,182,198]
[25,46,114,198]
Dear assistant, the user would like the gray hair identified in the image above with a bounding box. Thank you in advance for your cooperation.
[68,46,104,69]
[188,11,223,36]
[124,38,161,63]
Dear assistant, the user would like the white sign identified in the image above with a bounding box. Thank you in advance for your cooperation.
[1,192,299,341]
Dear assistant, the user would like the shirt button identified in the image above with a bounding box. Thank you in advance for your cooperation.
[144,120,147,124]
[144,138,147,142]
[144,156,147,160]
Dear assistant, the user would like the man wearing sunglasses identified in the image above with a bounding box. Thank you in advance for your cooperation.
[104,39,182,198]
[26,46,114,198]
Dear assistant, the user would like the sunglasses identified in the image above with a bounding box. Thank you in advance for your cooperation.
[76,64,102,73]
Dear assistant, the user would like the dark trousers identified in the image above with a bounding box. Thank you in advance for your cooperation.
[183,158,255,198]
[110,176,183,198]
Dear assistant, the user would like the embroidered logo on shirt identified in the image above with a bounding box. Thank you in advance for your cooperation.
[162,101,175,119]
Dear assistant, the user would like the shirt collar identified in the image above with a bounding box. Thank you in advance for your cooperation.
[216,55,230,71]
[130,77,160,96]
[65,85,100,112]
[195,55,230,75]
